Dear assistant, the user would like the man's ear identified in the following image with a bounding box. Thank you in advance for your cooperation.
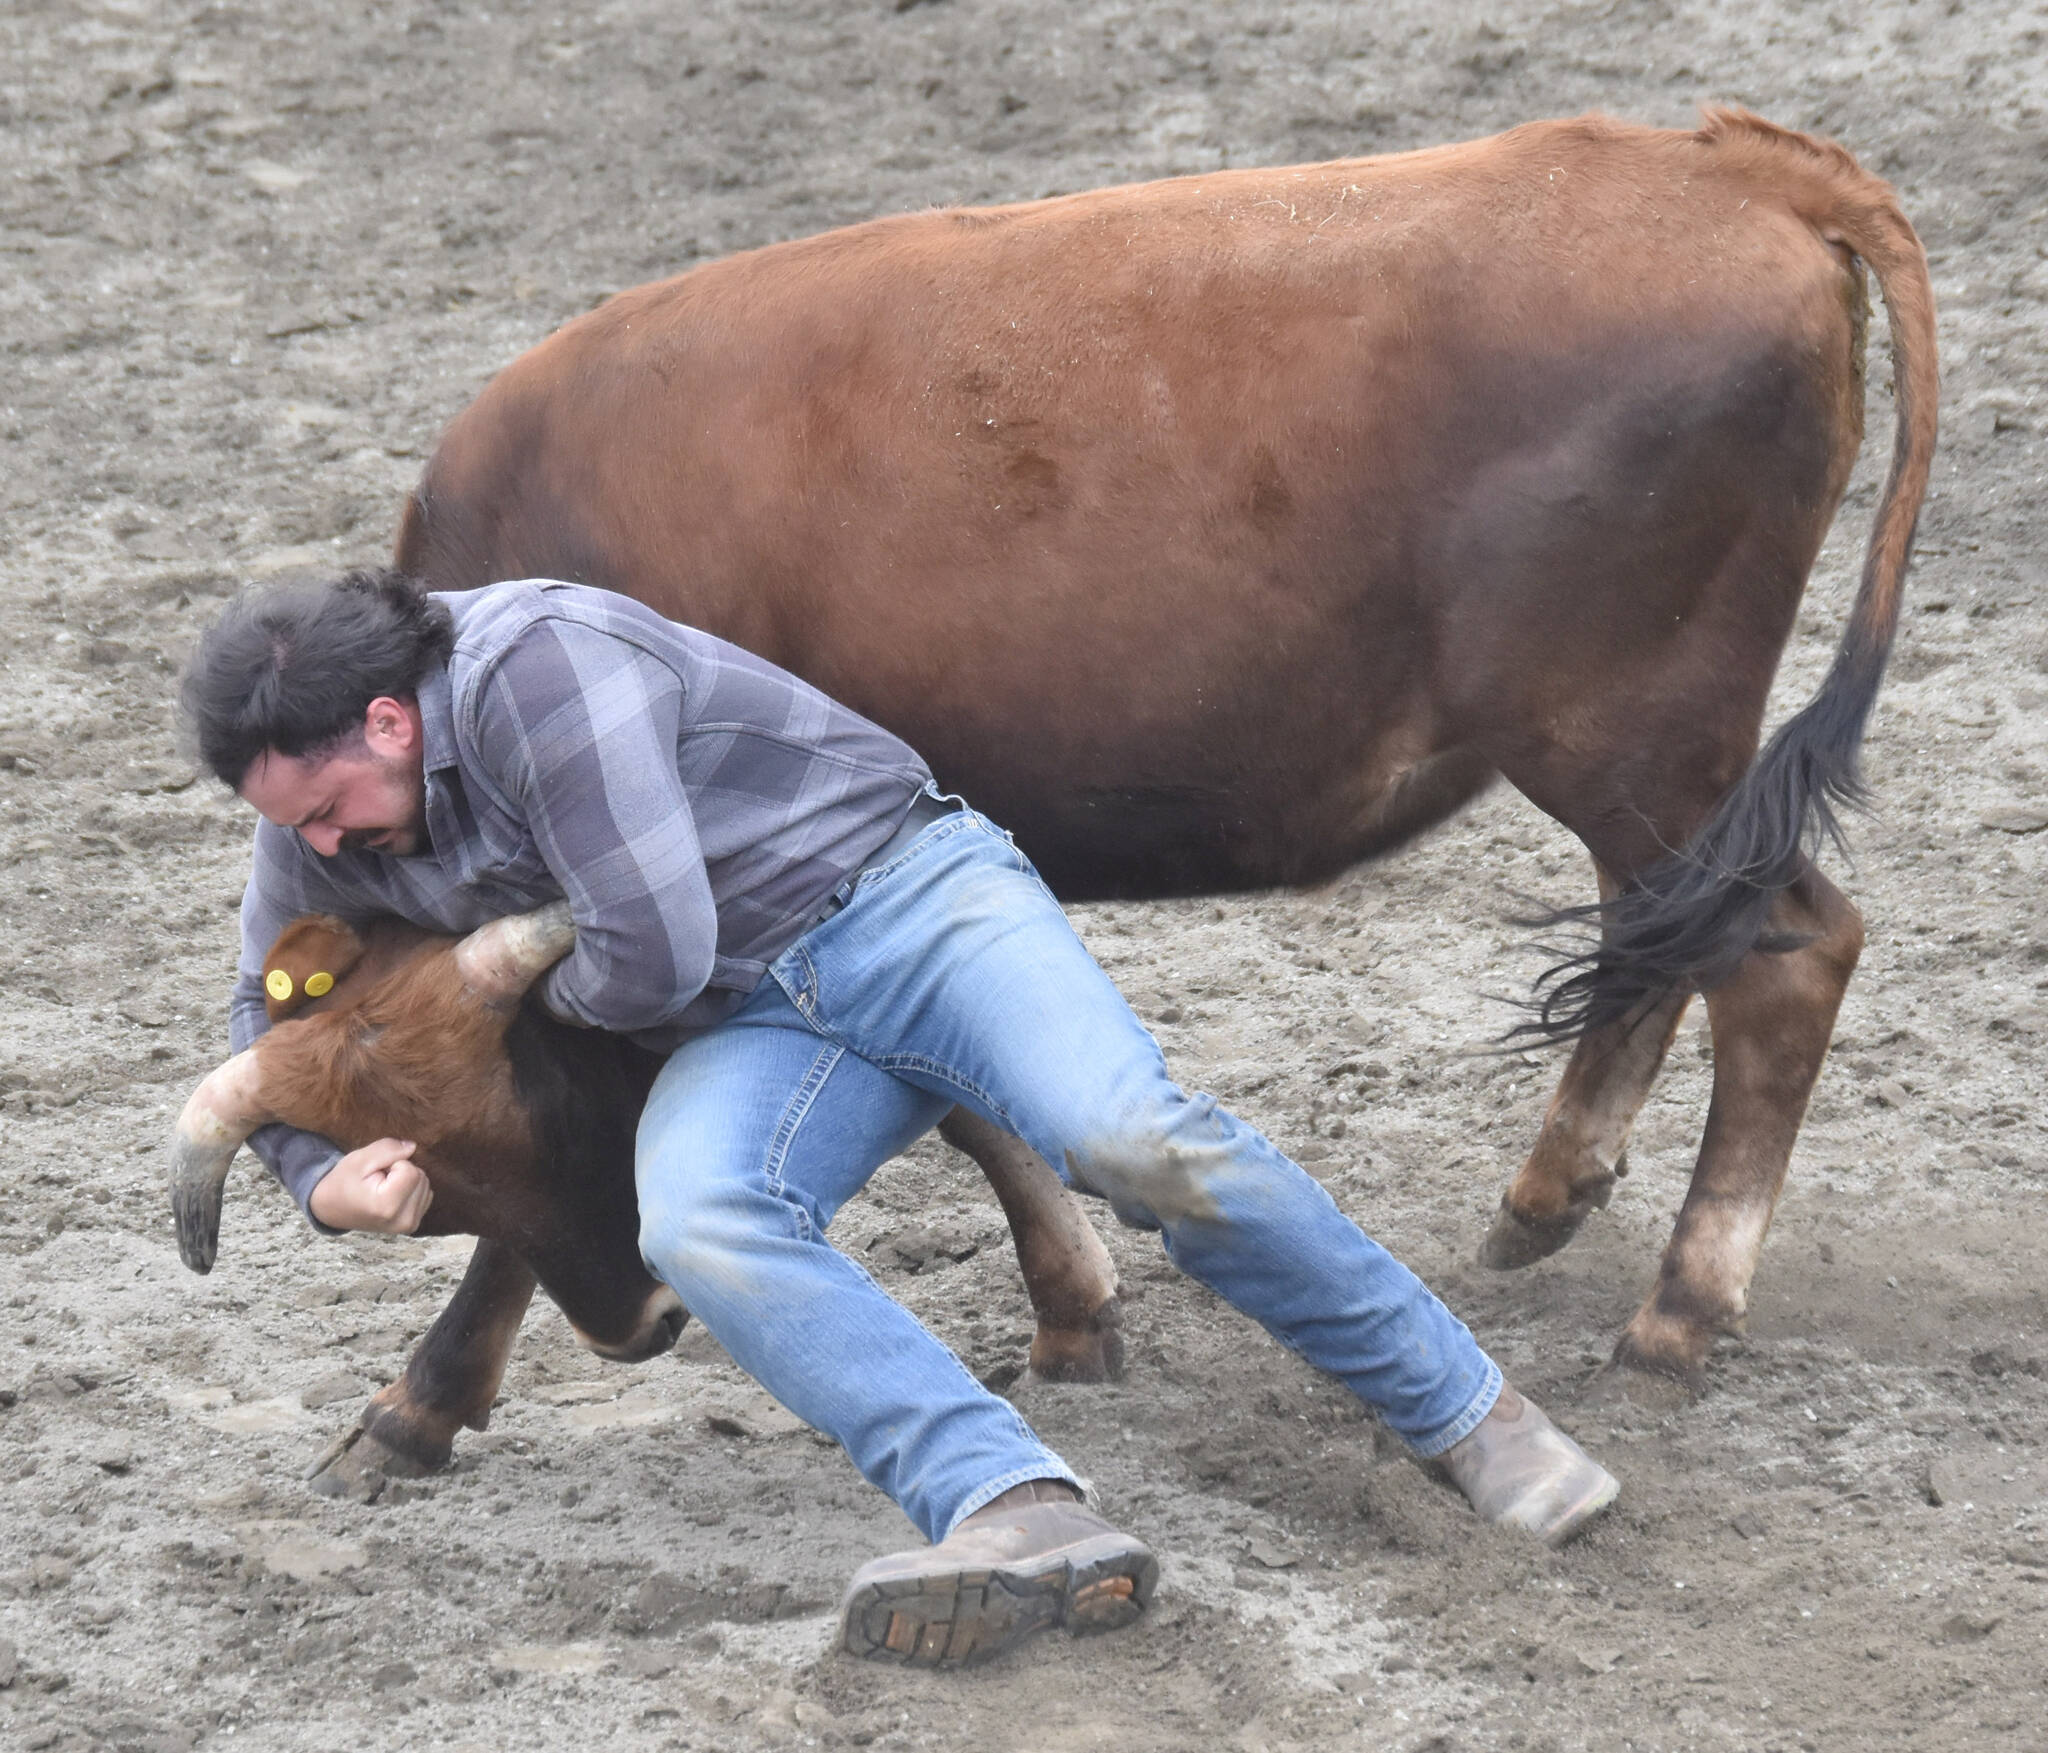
[362,695,418,760]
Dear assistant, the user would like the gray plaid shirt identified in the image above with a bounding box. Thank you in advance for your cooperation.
[231,579,931,1216]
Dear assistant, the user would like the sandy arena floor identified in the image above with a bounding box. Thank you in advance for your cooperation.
[2,1,2046,1747]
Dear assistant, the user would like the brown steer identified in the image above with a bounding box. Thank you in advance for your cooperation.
[393,108,1935,1393]
[171,909,1121,1490]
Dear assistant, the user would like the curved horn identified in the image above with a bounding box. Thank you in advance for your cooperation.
[168,1049,271,1275]
[453,901,577,1009]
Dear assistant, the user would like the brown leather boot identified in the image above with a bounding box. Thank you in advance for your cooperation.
[840,1480,1158,1667]
[1430,1385,1619,1546]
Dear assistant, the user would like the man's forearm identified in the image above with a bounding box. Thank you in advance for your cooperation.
[246,1122,346,1233]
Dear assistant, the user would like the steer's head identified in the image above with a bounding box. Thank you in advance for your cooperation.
[168,903,576,1274]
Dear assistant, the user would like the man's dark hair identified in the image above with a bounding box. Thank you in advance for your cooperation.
[179,567,456,789]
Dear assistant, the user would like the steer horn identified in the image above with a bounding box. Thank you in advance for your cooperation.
[168,1049,272,1275]
[453,900,578,1009]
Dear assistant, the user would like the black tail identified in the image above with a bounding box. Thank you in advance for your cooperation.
[1512,109,1939,1048]
[1511,667,1877,1044]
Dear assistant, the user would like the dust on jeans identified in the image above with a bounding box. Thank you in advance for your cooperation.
[1062,1135,1228,1231]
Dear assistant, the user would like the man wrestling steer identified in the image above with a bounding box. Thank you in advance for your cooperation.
[181,568,1619,1667]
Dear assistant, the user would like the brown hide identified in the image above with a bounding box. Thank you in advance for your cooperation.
[400,110,1931,908]
[255,916,671,1355]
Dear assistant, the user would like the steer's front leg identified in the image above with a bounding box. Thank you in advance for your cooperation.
[307,1237,538,1498]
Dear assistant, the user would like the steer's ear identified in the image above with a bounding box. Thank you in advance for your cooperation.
[263,914,369,1022]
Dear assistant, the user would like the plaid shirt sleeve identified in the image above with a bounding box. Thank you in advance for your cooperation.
[468,617,720,1033]
[228,822,350,1227]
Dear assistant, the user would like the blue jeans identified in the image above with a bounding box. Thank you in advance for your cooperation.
[634,802,1502,1542]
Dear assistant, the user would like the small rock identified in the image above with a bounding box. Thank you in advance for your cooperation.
[0,1636,16,1687]
[194,1482,265,1514]
[1939,1611,2001,1644]
[1980,806,2048,835]
[298,1370,363,1410]
[755,1688,802,1730]
[617,1642,678,1679]
[255,1533,368,1582]
[704,1392,806,1441]
[1729,1510,1767,1540]
[340,1275,396,1304]
[1243,1536,1302,1570]
[284,1627,353,1669]
[92,1448,134,1475]
[29,1558,73,1592]
[487,1642,613,1676]
[1872,1078,1910,1109]
[369,1660,417,1691]
[869,1223,981,1272]
[1572,1647,1621,1675]
[340,1327,410,1356]
[243,159,310,194]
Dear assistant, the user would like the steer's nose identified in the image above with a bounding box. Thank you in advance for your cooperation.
[651,1301,688,1353]
[572,1286,689,1362]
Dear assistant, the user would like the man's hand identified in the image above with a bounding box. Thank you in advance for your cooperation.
[308,1138,434,1234]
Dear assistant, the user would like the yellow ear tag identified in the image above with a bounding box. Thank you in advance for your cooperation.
[265,968,295,1002]
[304,971,334,998]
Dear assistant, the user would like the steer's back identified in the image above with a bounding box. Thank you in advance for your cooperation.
[400,111,1881,897]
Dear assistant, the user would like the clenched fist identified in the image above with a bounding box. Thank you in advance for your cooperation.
[308,1137,435,1234]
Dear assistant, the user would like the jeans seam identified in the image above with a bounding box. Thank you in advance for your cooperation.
[868,1052,1017,1134]
[759,1042,845,1235]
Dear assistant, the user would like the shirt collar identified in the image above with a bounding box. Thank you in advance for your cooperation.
[415,663,460,774]
[414,662,474,875]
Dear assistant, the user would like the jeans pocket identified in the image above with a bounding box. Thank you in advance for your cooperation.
[771,942,820,1020]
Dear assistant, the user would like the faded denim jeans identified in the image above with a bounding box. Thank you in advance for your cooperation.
[634,801,1502,1542]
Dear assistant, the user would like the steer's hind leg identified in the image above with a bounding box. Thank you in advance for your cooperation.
[1613,865,1862,1390]
[307,1237,538,1498]
[938,1106,1124,1382]
[1483,860,1692,1269]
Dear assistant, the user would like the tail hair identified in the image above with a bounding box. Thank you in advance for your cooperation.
[1508,675,1874,1047]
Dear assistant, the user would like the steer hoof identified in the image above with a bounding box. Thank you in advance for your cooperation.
[1479,1197,1591,1270]
[1027,1298,1126,1384]
[305,1424,441,1502]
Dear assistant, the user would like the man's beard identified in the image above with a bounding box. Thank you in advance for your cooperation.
[338,823,421,855]
[336,755,427,855]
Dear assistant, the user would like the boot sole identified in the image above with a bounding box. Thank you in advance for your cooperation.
[841,1532,1158,1668]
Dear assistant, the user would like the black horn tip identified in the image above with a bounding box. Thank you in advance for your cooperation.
[174,1203,220,1275]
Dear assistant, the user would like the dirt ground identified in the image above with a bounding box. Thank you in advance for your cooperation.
[3,0,2046,1748]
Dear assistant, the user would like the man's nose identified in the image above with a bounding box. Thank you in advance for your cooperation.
[301,824,343,857]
